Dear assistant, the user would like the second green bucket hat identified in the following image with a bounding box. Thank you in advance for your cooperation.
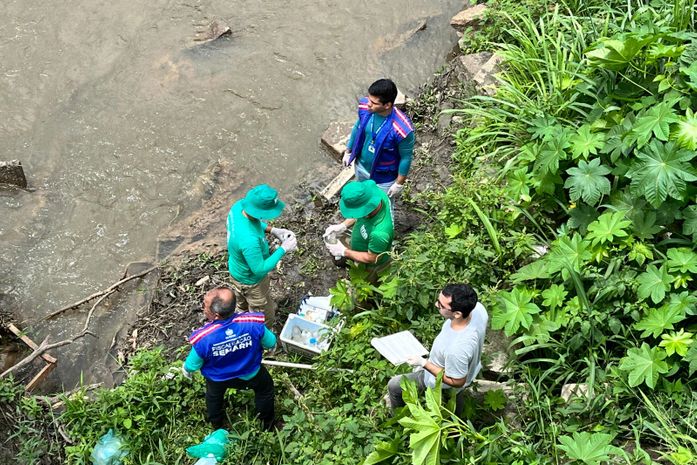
[339,180,382,219]
[242,184,285,220]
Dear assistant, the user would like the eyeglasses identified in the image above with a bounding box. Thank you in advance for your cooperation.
[435,298,450,312]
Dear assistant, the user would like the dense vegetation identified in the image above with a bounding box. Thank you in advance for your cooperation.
[2,0,696,463]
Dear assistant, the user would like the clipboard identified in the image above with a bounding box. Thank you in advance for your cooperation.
[371,330,429,366]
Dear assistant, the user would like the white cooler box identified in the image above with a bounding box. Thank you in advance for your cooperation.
[280,296,342,357]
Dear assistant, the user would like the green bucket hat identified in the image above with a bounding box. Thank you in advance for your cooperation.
[339,180,382,218]
[242,184,285,220]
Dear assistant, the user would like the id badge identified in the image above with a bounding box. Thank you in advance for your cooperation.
[368,143,376,154]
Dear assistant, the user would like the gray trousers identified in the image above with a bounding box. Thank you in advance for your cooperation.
[387,370,466,415]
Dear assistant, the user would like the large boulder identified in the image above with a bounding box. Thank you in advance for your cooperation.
[450,4,488,32]
[0,160,27,188]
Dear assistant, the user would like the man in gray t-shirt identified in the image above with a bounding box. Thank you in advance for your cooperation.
[387,283,488,412]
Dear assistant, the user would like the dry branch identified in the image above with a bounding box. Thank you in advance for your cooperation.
[0,330,93,379]
[44,266,157,320]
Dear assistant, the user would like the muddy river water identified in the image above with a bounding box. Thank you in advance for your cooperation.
[1,0,462,387]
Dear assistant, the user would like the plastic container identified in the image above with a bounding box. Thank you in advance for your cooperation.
[194,454,218,465]
[280,313,343,357]
[297,295,336,324]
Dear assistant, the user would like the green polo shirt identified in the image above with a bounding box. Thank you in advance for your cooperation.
[227,201,285,285]
[350,190,393,266]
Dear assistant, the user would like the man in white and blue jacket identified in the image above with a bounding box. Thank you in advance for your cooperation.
[183,287,276,430]
[342,78,415,198]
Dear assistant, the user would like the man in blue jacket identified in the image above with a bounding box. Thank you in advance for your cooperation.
[342,78,415,198]
[183,287,277,430]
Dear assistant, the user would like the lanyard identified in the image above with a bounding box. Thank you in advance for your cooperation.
[369,115,388,142]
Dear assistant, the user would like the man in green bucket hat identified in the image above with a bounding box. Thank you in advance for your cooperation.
[227,184,297,328]
[323,180,393,278]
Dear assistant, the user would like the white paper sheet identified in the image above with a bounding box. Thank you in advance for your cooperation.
[371,331,429,366]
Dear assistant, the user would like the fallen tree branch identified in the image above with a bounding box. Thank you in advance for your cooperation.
[279,373,314,421]
[0,331,94,379]
[36,382,103,408]
[44,266,157,320]
[81,289,116,334]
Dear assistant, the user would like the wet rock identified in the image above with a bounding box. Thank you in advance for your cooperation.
[321,121,354,162]
[193,19,232,45]
[560,383,608,401]
[456,52,493,81]
[0,160,27,188]
[482,329,511,379]
[473,54,503,96]
[450,4,488,32]
[473,379,514,395]
[394,88,408,109]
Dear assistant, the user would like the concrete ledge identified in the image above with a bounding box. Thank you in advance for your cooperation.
[319,166,355,200]
[321,121,354,162]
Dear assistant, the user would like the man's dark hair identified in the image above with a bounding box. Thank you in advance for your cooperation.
[442,283,478,317]
[211,288,236,319]
[368,78,398,105]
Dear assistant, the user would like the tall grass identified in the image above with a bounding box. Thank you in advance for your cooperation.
[448,6,601,166]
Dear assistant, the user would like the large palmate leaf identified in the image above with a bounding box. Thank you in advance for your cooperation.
[535,137,570,175]
[399,379,443,465]
[674,108,697,150]
[602,114,635,162]
[363,438,400,465]
[666,248,697,274]
[659,329,693,356]
[631,101,680,148]
[619,343,669,389]
[567,203,600,234]
[682,205,697,240]
[665,290,697,316]
[569,125,606,159]
[681,60,697,92]
[510,259,551,282]
[492,287,541,336]
[507,168,532,203]
[586,211,632,246]
[565,159,611,205]
[528,116,559,140]
[483,389,507,412]
[685,343,697,376]
[542,284,568,310]
[634,303,686,338]
[626,140,697,207]
[630,210,661,240]
[586,35,655,70]
[558,432,621,465]
[636,264,673,304]
[547,234,592,280]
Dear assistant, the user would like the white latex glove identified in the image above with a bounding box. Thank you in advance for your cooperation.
[342,150,353,167]
[326,240,347,257]
[323,223,347,239]
[270,227,293,240]
[387,182,404,197]
[181,363,193,379]
[405,355,427,368]
[281,234,297,253]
